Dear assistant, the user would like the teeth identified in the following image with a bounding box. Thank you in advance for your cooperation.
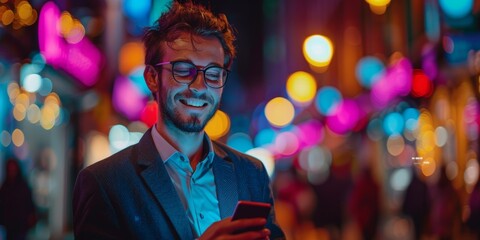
[183,99,205,107]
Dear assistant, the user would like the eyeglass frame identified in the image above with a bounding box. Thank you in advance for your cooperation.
[154,61,230,89]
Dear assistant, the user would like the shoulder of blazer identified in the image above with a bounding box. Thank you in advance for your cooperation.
[212,140,265,171]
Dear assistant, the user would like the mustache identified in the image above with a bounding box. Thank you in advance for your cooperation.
[174,90,214,104]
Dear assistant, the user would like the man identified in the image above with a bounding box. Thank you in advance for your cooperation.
[73,1,284,239]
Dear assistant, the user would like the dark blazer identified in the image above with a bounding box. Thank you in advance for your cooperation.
[73,130,284,239]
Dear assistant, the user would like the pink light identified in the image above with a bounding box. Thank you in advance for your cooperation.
[274,131,299,156]
[371,57,412,109]
[112,76,148,120]
[296,120,324,147]
[39,2,62,65]
[62,39,102,86]
[38,1,102,86]
[326,99,359,134]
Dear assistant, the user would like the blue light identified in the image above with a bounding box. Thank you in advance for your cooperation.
[355,56,385,88]
[124,0,151,20]
[403,108,420,131]
[315,86,342,116]
[129,66,150,96]
[227,132,254,153]
[439,0,473,18]
[254,128,277,147]
[383,112,404,136]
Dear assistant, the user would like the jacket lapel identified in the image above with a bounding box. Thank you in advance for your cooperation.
[136,130,193,239]
[212,148,238,219]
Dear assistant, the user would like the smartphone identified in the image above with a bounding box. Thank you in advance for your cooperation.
[231,201,271,221]
[231,201,271,233]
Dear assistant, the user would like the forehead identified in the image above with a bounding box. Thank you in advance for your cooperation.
[162,32,225,65]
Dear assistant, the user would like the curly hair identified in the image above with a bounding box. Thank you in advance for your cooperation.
[143,1,236,68]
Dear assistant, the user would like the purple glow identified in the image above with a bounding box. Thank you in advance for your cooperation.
[326,99,360,134]
[38,2,102,86]
[112,76,147,120]
[296,120,324,147]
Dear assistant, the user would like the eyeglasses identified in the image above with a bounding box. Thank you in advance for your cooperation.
[155,61,229,89]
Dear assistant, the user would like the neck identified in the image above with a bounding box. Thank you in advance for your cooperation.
[155,122,205,170]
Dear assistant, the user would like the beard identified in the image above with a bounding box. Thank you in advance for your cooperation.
[159,89,219,133]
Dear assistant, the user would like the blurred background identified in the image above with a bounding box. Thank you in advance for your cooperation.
[1,0,480,239]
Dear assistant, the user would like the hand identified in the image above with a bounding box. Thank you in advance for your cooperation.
[198,217,270,240]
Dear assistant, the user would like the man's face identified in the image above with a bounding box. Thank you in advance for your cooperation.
[157,32,225,133]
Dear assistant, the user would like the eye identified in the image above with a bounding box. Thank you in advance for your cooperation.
[205,68,223,80]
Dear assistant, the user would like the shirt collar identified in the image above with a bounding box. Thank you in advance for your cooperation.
[151,126,215,166]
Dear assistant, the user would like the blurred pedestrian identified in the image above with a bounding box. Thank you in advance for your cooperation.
[347,167,380,240]
[402,166,430,239]
[0,157,37,240]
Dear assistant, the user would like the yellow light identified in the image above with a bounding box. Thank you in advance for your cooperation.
[65,19,85,44]
[421,157,436,176]
[17,1,32,20]
[40,106,56,130]
[303,35,334,67]
[119,42,145,75]
[45,93,61,105]
[365,0,391,7]
[205,110,231,140]
[13,104,27,121]
[59,11,73,36]
[286,71,317,105]
[2,9,14,25]
[265,97,295,127]
[12,128,25,147]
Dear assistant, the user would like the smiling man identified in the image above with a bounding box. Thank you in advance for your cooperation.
[72,1,284,239]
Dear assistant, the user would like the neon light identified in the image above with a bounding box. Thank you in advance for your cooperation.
[38,2,102,86]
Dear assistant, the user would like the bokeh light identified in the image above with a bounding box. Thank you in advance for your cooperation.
[365,0,391,14]
[112,76,147,120]
[355,56,385,88]
[22,74,42,93]
[227,132,254,153]
[205,110,231,140]
[421,157,436,176]
[315,86,342,116]
[303,35,334,67]
[109,124,130,153]
[286,71,317,105]
[274,131,299,156]
[326,99,360,134]
[435,126,448,147]
[85,131,111,167]
[119,42,145,75]
[403,108,420,132]
[411,70,433,98]
[390,168,411,191]
[140,101,158,127]
[254,128,277,147]
[246,148,275,177]
[12,128,25,147]
[383,112,404,136]
[0,130,11,147]
[264,97,295,127]
[439,0,473,18]
[387,134,405,156]
[464,158,479,186]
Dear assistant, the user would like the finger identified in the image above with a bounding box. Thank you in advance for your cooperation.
[228,228,270,240]
[226,218,267,232]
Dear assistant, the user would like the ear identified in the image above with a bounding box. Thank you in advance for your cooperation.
[144,65,159,93]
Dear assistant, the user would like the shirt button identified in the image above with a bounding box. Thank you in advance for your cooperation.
[199,213,204,219]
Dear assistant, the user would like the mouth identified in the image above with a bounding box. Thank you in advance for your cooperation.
[179,98,208,108]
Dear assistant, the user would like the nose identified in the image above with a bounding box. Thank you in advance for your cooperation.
[188,71,207,92]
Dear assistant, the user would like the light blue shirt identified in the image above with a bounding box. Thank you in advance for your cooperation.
[151,128,221,237]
